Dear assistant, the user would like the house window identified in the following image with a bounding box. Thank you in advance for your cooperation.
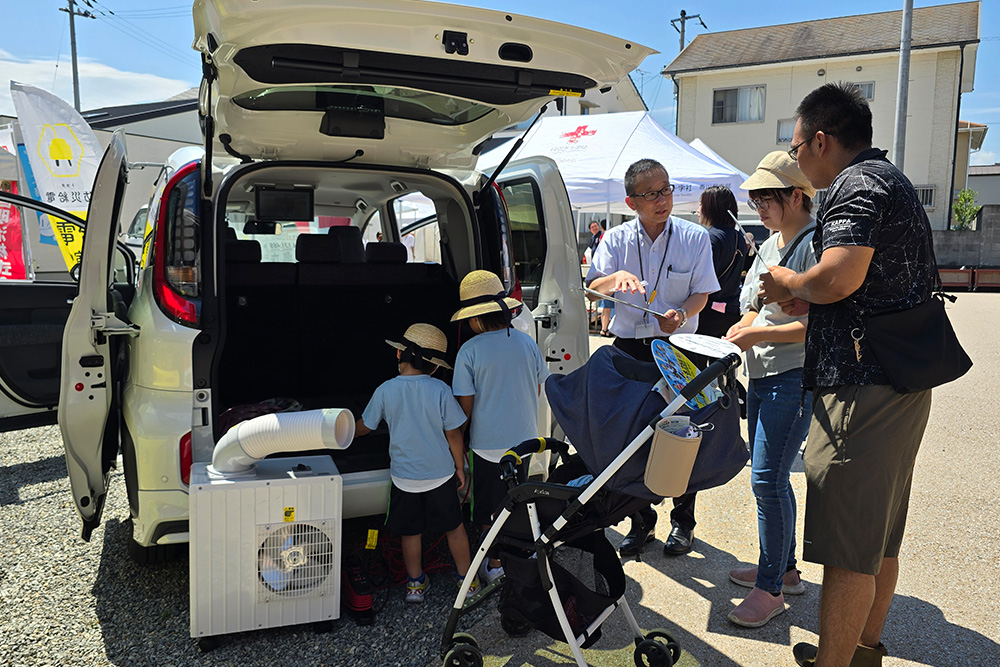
[712,85,765,124]
[914,186,935,209]
[777,118,796,143]
[853,81,875,100]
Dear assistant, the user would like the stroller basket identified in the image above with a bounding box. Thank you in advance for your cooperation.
[499,531,624,648]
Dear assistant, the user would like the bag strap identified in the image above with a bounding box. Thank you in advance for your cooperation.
[777,229,811,268]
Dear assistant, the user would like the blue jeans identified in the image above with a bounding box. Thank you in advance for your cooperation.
[747,369,812,594]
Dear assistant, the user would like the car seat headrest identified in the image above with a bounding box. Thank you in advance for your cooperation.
[226,239,262,263]
[365,242,408,264]
[326,225,365,263]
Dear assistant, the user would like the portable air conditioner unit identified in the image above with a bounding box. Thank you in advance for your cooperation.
[189,455,343,640]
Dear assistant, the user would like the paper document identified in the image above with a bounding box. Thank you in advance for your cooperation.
[584,287,667,318]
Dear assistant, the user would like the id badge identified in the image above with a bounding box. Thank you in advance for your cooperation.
[634,321,656,339]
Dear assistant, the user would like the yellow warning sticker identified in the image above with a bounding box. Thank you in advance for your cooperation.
[365,529,379,549]
[549,89,583,97]
[283,507,295,522]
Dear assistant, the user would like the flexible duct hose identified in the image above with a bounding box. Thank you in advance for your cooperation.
[211,408,355,474]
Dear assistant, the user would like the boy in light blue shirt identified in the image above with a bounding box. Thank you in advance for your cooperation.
[450,271,549,583]
[354,323,476,603]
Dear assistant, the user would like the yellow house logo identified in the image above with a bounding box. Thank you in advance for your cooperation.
[37,124,85,178]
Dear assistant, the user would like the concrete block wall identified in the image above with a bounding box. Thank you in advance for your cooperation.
[933,204,1000,268]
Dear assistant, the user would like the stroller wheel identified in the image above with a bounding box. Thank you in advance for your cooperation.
[500,613,532,637]
[634,638,673,667]
[449,633,479,649]
[645,629,681,664]
[443,643,483,667]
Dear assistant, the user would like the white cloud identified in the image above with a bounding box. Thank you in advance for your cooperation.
[0,49,196,117]
[971,150,996,166]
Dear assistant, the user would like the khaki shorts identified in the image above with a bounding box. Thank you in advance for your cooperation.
[802,384,932,575]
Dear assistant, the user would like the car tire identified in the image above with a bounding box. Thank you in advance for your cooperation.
[125,516,186,565]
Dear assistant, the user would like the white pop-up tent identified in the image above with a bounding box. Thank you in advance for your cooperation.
[689,138,750,182]
[478,111,747,215]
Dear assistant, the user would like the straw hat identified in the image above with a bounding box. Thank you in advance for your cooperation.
[450,270,522,322]
[740,151,817,198]
[386,323,452,369]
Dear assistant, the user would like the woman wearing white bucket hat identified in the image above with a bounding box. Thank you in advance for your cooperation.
[355,323,477,603]
[451,270,549,584]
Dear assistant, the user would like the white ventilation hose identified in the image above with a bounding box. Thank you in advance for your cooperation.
[211,408,355,474]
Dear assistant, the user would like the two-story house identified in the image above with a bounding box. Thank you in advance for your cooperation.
[662,1,980,230]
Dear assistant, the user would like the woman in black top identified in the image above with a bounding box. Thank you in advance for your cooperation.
[697,186,748,337]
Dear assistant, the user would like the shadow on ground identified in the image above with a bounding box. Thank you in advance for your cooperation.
[0,455,66,505]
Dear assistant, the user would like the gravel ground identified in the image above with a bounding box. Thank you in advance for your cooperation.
[0,431,489,666]
[3,293,998,667]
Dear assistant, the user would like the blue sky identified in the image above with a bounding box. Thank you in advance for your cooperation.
[2,0,997,164]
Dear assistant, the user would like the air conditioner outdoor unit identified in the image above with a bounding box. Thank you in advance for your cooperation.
[189,454,343,642]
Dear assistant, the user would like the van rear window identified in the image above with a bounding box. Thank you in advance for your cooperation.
[233,85,493,126]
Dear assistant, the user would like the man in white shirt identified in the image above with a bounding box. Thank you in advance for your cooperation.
[586,158,719,557]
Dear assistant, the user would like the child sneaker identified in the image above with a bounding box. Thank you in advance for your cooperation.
[729,567,805,595]
[460,575,482,599]
[405,574,430,603]
[480,562,505,585]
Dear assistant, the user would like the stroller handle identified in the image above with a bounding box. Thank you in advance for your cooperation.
[681,352,742,400]
[499,437,570,485]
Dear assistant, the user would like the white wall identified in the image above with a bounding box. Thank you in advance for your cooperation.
[674,47,971,229]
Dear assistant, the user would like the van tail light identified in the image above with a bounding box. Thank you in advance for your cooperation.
[180,431,193,485]
[152,161,201,326]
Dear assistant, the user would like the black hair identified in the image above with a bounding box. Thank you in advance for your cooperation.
[750,187,813,214]
[624,159,668,196]
[699,186,738,228]
[399,345,431,373]
[599,219,607,230]
[475,310,510,331]
[796,82,873,151]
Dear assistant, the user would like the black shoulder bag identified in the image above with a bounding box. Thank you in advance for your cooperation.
[863,243,972,394]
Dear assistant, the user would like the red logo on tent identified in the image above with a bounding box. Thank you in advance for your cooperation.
[562,125,596,144]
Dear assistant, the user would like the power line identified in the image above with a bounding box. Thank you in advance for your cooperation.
[87,0,195,64]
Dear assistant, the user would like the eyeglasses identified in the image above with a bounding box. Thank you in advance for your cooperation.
[629,184,676,201]
[747,196,777,211]
[787,130,835,160]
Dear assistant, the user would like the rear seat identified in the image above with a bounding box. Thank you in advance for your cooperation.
[293,232,460,403]
[220,238,298,405]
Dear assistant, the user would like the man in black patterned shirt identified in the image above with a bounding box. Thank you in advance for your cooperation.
[760,82,936,667]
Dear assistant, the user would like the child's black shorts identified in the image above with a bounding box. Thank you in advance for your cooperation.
[385,478,464,536]
[470,451,524,525]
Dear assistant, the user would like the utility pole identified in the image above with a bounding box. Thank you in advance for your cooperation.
[58,0,97,111]
[671,10,708,53]
[892,0,913,171]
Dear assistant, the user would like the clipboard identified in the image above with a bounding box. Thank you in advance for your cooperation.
[584,287,667,318]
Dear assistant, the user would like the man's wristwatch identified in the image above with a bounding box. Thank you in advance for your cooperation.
[677,308,688,327]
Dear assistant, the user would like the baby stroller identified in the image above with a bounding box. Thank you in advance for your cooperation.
[441,343,746,667]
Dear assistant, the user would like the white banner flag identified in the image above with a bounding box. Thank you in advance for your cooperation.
[10,82,102,274]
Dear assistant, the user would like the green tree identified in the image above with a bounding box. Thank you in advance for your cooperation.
[952,188,981,231]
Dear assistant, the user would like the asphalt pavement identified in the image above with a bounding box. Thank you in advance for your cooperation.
[454,291,1000,667]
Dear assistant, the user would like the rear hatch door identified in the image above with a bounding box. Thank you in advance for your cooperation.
[193,0,653,169]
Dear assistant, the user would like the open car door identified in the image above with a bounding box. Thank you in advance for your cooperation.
[498,156,589,378]
[0,199,81,432]
[59,130,136,541]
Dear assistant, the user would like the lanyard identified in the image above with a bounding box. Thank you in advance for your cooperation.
[636,221,673,311]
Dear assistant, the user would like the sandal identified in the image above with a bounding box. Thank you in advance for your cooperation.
[600,330,613,338]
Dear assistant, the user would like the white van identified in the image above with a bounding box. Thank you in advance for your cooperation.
[0,0,651,561]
